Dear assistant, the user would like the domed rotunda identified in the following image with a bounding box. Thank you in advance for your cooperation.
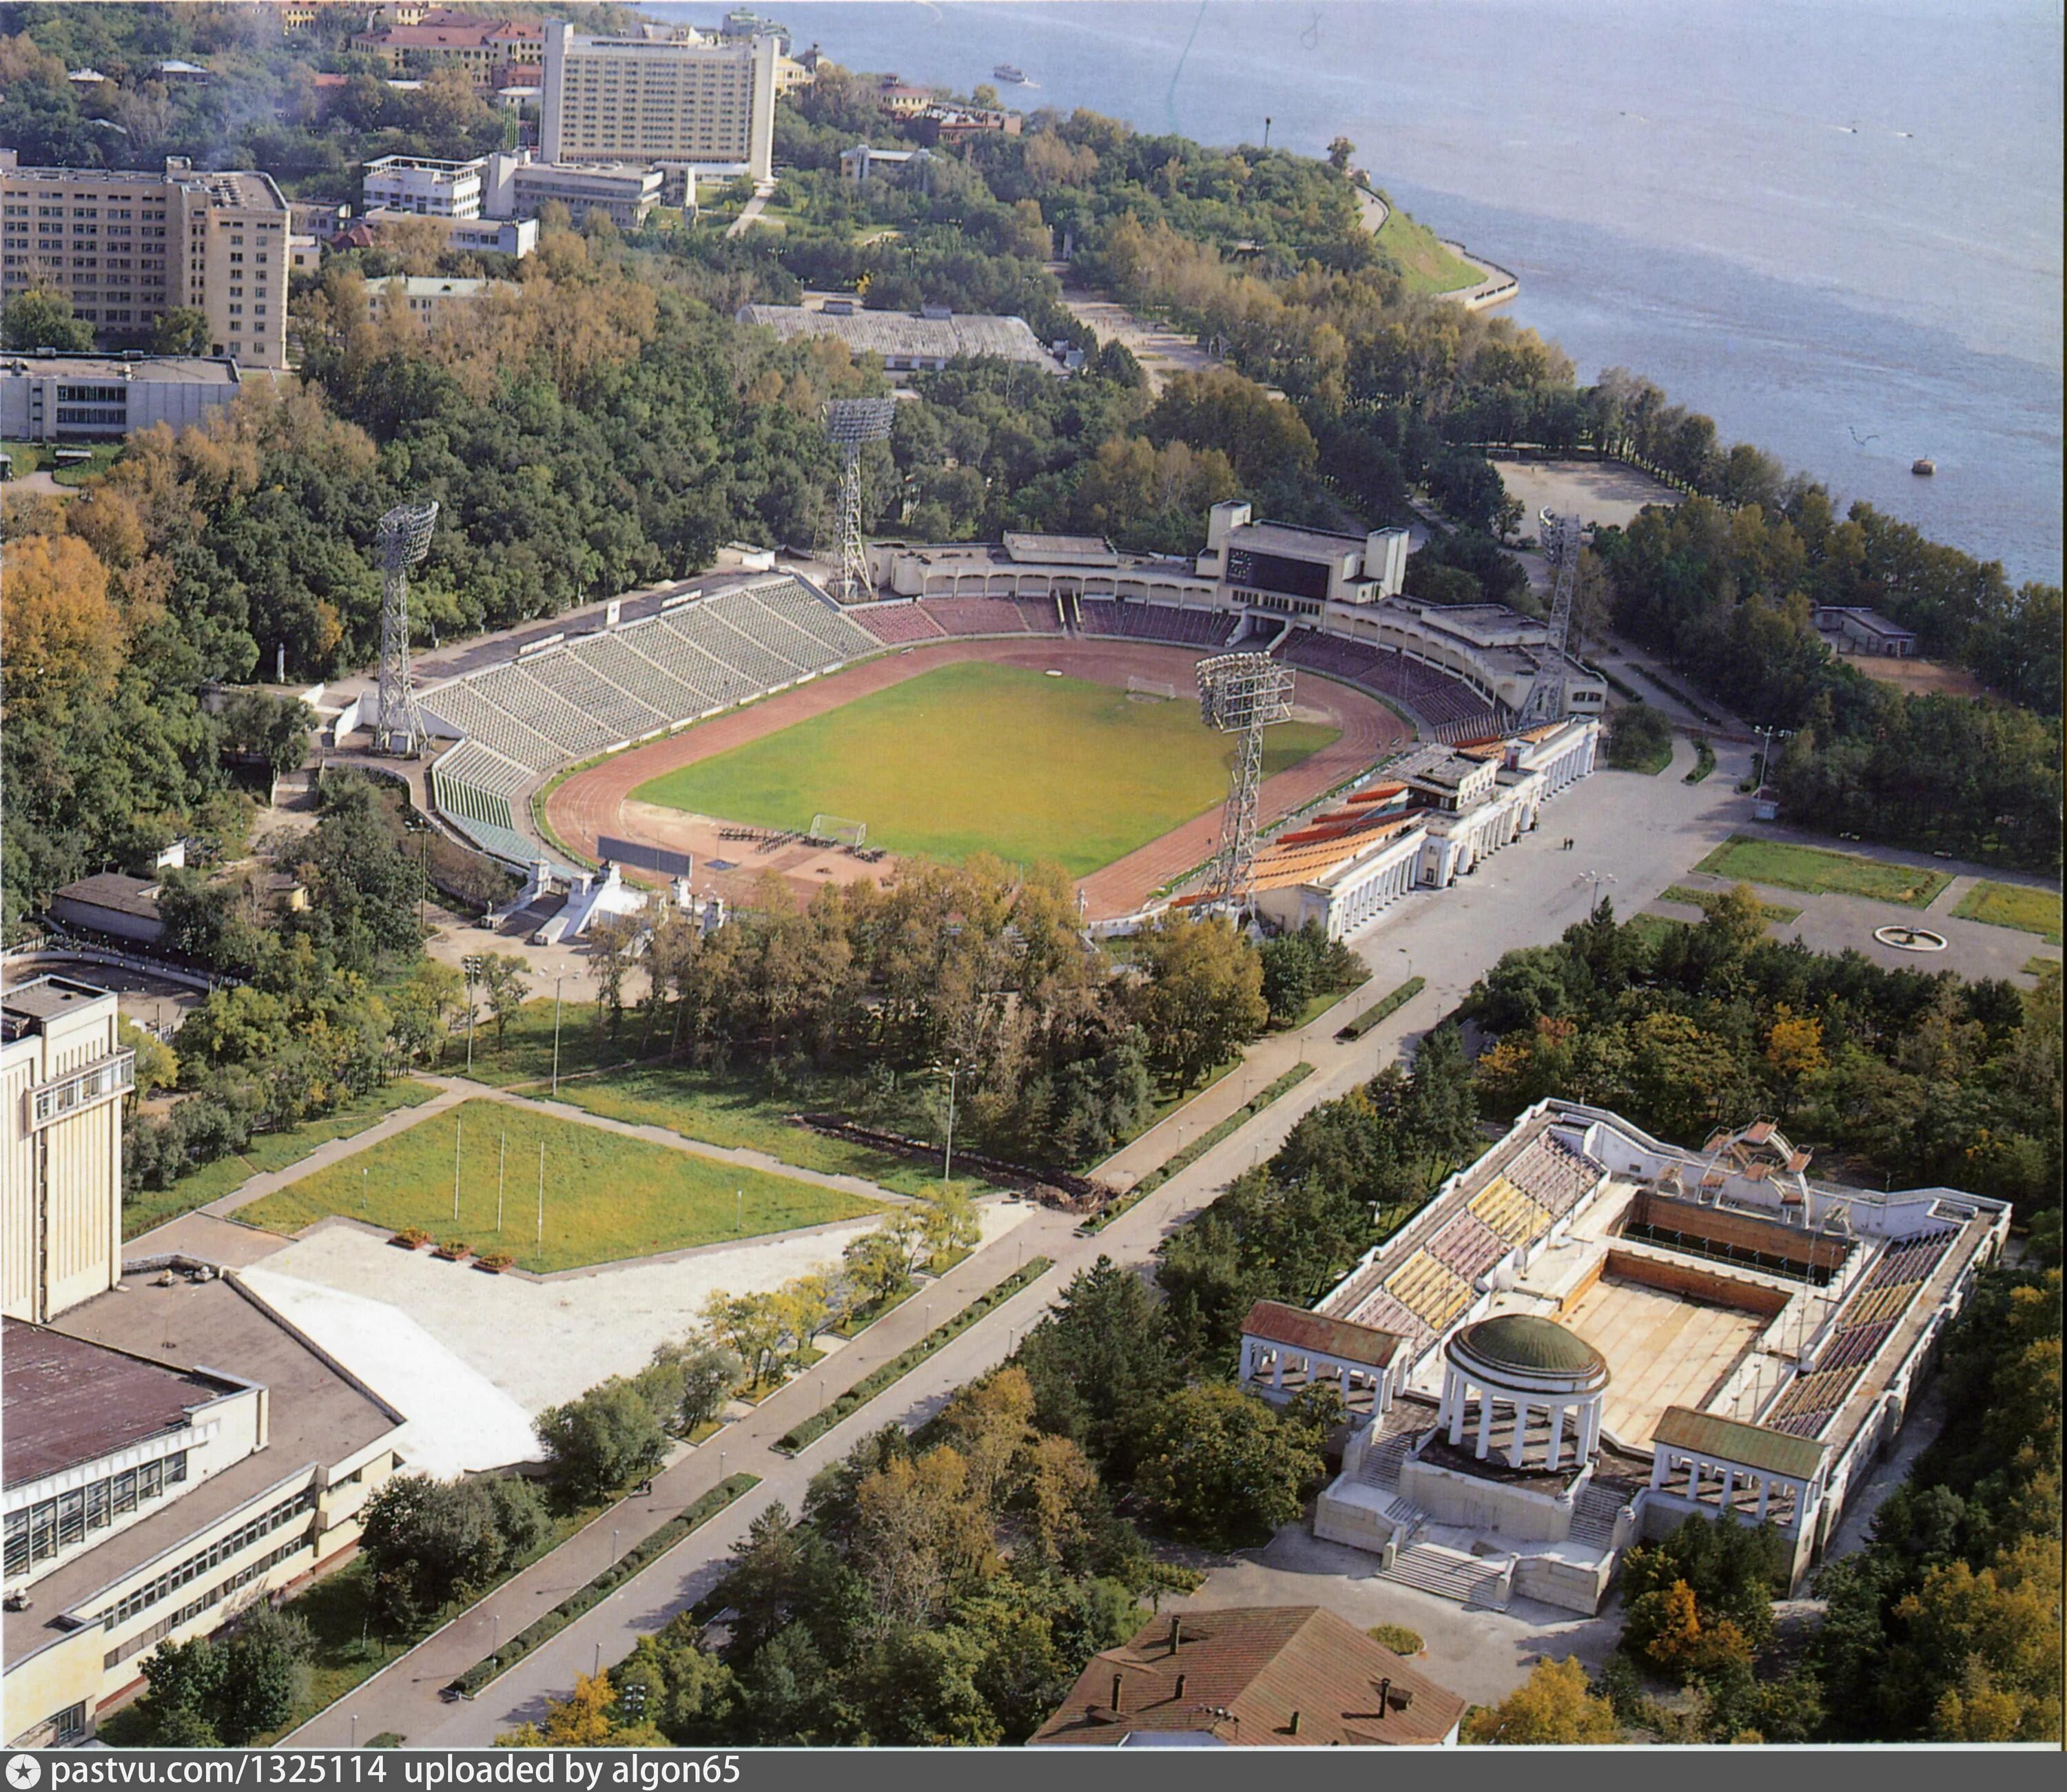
[1439,1314,1610,1472]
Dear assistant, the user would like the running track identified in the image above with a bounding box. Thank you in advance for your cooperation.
[546,638,1409,921]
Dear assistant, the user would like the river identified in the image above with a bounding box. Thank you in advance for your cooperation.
[668,0,2064,584]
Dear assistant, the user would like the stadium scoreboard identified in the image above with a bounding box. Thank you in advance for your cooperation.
[1224,545,1333,603]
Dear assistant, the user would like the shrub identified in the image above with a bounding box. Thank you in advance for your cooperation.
[1368,1623,1424,1656]
[536,1378,669,1499]
[392,1226,433,1249]
[434,1238,471,1260]
[476,1250,515,1273]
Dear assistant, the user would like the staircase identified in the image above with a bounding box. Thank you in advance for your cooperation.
[1384,1540,1511,1609]
[1358,1430,1417,1491]
[1570,1481,1628,1549]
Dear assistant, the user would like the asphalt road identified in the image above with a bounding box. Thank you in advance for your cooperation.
[285,731,1756,1747]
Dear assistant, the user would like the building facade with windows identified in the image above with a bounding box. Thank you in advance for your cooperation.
[1,981,132,1327]
[0,153,290,370]
[484,154,666,229]
[0,353,240,442]
[540,22,779,181]
[360,153,486,218]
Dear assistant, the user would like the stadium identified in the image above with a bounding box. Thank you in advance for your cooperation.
[379,504,1606,936]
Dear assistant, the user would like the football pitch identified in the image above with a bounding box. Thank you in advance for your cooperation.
[632,661,1340,876]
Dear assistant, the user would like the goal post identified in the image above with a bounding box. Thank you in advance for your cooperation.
[1125,674,1179,701]
[810,814,867,847]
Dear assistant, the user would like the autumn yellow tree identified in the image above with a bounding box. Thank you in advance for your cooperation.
[0,533,123,719]
[1464,1655,1622,1744]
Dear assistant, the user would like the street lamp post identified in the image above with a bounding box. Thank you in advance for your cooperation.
[932,1059,961,1186]
[462,954,482,1073]
[551,973,564,1097]
[1752,725,1793,795]
[1578,869,1618,912]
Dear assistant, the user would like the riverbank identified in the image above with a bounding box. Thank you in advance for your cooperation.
[1356,182,1516,309]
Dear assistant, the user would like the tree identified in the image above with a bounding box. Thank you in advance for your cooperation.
[120,1018,178,1095]
[478,952,531,1048]
[1327,135,1357,172]
[1464,1655,1622,1744]
[214,1605,313,1744]
[498,1672,664,1747]
[357,1473,526,1627]
[536,1377,669,1499]
[1605,701,1674,770]
[1135,911,1267,1089]
[0,531,123,721]
[656,1338,746,1432]
[152,306,212,356]
[134,1636,228,1746]
[1133,1382,1335,1550]
[1016,1257,1182,1481]
[842,1224,914,1315]
[216,688,314,788]
[3,287,92,351]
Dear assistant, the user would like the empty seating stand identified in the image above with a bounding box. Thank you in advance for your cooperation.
[1280,627,1503,742]
[1763,1230,1956,1436]
[855,602,948,645]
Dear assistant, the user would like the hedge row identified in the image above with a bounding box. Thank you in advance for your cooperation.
[1080,1062,1315,1235]
[773,1257,1055,1454]
[446,1475,760,1698]
[1335,976,1426,1042]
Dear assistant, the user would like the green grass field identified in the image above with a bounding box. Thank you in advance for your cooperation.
[121,1080,442,1240]
[236,1099,881,1272]
[1373,207,1482,295]
[1951,880,2062,945]
[633,661,1339,876]
[1659,884,1803,925]
[1693,835,1953,908]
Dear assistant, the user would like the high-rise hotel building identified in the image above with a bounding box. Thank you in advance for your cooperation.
[541,21,778,183]
[0,154,290,371]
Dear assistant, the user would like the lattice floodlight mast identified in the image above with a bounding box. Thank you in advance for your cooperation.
[1196,651,1296,914]
[373,498,440,756]
[823,398,896,606]
[1519,508,1582,728]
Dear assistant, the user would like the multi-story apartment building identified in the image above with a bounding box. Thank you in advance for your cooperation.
[0,153,290,371]
[541,21,778,182]
[360,153,486,218]
[349,12,543,93]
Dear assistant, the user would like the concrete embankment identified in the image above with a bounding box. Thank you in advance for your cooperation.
[1354,179,1519,310]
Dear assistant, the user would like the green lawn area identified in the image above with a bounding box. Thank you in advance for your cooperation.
[1373,207,1481,295]
[122,1080,442,1241]
[1659,884,1802,925]
[541,1060,989,1201]
[2024,956,2062,979]
[1693,835,1954,907]
[1951,880,2063,945]
[1609,737,1675,776]
[3,438,122,485]
[633,661,1338,876]
[236,1099,881,1271]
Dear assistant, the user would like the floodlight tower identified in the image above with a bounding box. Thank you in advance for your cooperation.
[1518,508,1582,728]
[372,498,440,756]
[1196,651,1296,914]
[822,397,896,605]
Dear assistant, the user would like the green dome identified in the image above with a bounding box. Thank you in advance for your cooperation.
[1452,1315,1607,1382]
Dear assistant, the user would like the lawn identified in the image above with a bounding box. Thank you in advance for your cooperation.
[121,1080,442,1240]
[1659,884,1802,925]
[633,661,1339,876]
[1373,207,1481,295]
[1692,835,1954,907]
[1952,880,2063,945]
[236,1099,881,1271]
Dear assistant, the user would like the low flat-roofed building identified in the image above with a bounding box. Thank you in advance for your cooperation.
[1815,604,1918,657]
[484,154,666,229]
[0,354,240,444]
[358,208,537,259]
[737,300,1058,373]
[45,873,164,945]
[361,152,486,218]
[1030,1605,1464,1747]
[838,142,932,185]
[4,1274,404,1746]
[2,979,132,1326]
[376,274,517,316]
[1197,501,1410,612]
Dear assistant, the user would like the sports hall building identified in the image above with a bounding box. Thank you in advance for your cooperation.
[2,978,404,1747]
[1237,1104,2009,1614]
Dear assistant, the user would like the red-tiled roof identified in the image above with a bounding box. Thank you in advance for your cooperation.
[1029,1606,1463,1747]
[1242,1299,1402,1369]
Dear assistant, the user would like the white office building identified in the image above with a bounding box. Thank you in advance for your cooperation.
[360,154,486,218]
[541,20,778,182]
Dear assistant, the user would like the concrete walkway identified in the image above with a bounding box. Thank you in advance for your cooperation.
[723,180,777,240]
[284,738,1755,1747]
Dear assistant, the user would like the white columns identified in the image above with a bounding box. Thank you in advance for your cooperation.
[1545,1403,1567,1472]
[1650,1451,1669,1491]
[1507,1399,1529,1469]
[1756,1479,1771,1521]
[1449,1376,1468,1447]
[1474,1387,1495,1458]
[1718,1467,1737,1516]
[1578,1398,1601,1461]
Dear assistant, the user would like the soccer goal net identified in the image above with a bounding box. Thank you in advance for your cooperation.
[810,814,867,847]
[1126,675,1179,701]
